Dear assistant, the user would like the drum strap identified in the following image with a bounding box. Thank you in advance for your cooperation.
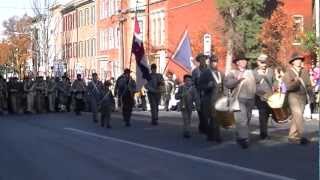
[291,68,311,104]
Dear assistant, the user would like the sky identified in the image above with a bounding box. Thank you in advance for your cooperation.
[0,0,71,39]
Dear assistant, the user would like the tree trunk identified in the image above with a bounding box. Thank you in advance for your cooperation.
[225,38,233,74]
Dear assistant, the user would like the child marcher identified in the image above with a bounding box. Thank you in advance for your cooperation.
[175,75,200,138]
[99,81,115,128]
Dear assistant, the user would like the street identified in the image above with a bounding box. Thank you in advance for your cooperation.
[0,111,318,180]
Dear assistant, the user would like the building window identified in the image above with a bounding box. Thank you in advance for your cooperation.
[292,15,304,45]
[87,40,90,57]
[85,8,89,26]
[79,10,83,27]
[79,41,83,57]
[161,17,165,45]
[157,17,161,45]
[93,38,96,55]
[68,43,72,59]
[151,10,165,46]
[91,5,95,25]
[108,0,111,17]
[73,42,77,57]
[63,17,66,31]
[74,12,78,28]
[100,30,107,50]
[108,28,113,49]
[152,18,156,45]
[84,40,87,57]
[100,0,107,19]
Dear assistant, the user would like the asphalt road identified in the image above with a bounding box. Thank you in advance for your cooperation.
[0,111,318,180]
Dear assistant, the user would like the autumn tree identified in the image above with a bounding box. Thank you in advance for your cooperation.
[259,2,294,68]
[216,0,265,72]
[2,14,33,78]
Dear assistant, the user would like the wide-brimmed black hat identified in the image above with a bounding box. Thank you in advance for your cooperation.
[209,54,218,62]
[195,53,208,62]
[233,52,250,64]
[124,68,131,74]
[289,52,305,64]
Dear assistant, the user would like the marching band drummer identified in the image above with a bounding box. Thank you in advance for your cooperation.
[282,52,313,145]
[224,53,257,149]
[199,54,224,143]
[254,53,275,140]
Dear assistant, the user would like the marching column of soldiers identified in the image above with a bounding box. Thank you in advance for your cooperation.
[0,52,318,149]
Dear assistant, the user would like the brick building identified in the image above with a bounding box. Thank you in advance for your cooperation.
[57,0,314,80]
[61,0,96,80]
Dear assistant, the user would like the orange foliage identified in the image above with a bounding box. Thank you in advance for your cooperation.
[0,42,13,65]
[260,4,294,68]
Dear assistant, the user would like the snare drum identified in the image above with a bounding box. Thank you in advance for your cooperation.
[271,107,290,124]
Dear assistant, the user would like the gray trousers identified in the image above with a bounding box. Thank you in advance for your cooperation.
[101,108,111,127]
[48,93,56,112]
[26,92,35,113]
[10,94,18,113]
[0,94,6,113]
[148,92,161,122]
[91,98,99,122]
[288,93,306,140]
[181,109,192,133]
[234,98,255,140]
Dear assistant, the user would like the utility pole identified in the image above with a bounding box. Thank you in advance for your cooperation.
[316,0,319,38]
[119,10,126,72]
[146,0,150,62]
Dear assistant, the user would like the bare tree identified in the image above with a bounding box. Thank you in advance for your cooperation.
[31,0,58,76]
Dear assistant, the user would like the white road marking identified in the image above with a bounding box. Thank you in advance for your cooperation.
[64,127,296,180]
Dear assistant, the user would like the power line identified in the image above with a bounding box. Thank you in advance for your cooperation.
[0,6,48,10]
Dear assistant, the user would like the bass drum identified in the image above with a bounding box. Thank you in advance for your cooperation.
[216,111,235,129]
[271,107,290,124]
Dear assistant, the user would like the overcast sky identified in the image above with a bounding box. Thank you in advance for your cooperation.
[0,0,71,39]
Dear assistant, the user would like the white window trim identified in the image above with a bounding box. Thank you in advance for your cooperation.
[292,15,304,46]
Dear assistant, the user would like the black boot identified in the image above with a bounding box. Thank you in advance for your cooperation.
[237,139,249,149]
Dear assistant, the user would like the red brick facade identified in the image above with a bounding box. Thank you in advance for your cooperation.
[94,0,314,81]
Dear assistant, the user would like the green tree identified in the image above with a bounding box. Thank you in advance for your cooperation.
[301,31,320,64]
[216,0,265,71]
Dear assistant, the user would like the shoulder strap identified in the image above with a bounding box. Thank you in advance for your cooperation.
[211,71,222,84]
[292,68,310,103]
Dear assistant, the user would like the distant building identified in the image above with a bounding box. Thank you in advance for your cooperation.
[49,4,64,77]
[53,0,314,80]
[61,0,96,80]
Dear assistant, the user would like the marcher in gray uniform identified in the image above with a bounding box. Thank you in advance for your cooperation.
[47,77,57,112]
[199,55,224,142]
[164,72,175,111]
[0,75,7,115]
[175,74,200,138]
[115,69,136,126]
[99,80,115,128]
[57,76,70,112]
[282,52,313,145]
[24,76,36,113]
[72,74,86,115]
[146,64,164,125]
[87,73,104,123]
[192,53,208,134]
[224,54,257,149]
[254,54,275,140]
[35,76,47,113]
[8,77,19,114]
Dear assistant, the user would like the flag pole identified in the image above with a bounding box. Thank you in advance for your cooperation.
[129,0,139,71]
